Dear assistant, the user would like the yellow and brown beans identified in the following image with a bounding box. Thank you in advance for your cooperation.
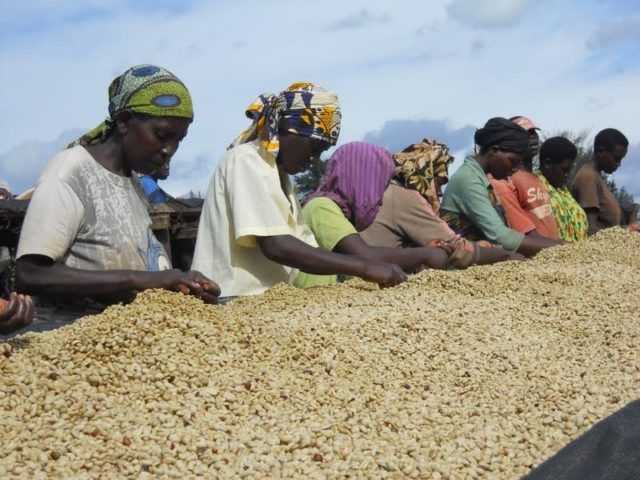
[0,228,639,479]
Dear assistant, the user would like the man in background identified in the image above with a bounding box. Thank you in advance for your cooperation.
[572,128,632,234]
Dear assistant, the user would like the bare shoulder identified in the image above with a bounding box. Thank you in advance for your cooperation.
[573,164,598,183]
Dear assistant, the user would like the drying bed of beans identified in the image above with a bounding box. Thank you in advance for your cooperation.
[1,227,638,479]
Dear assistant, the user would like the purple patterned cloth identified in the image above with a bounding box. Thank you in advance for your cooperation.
[306,142,395,231]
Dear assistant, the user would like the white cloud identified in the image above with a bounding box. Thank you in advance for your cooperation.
[0,0,638,199]
[0,130,83,193]
[587,15,640,50]
[363,118,475,154]
[0,1,127,33]
[325,9,391,32]
[447,0,531,28]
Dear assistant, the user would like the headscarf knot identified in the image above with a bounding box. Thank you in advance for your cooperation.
[230,82,341,158]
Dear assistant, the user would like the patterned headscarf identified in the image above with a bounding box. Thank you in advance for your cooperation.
[229,82,341,157]
[306,142,395,231]
[71,64,193,147]
[393,138,454,212]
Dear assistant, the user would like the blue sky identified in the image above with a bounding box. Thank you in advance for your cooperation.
[1,0,639,197]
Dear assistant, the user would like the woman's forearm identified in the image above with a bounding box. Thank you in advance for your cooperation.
[474,246,513,265]
[336,235,449,271]
[586,211,601,236]
[517,231,563,257]
[16,256,157,298]
[257,235,368,277]
[366,246,449,271]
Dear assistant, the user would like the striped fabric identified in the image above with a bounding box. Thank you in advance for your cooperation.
[305,142,395,231]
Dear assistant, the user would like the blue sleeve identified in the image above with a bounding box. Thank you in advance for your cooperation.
[139,176,169,204]
[148,189,169,204]
[139,176,159,196]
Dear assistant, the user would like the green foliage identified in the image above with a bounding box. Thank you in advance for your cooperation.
[184,190,204,199]
[294,156,328,199]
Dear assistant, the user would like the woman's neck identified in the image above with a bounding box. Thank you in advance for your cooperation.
[475,154,490,173]
[277,166,290,196]
[85,137,130,177]
[591,158,604,174]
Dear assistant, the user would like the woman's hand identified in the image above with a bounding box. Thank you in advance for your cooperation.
[362,261,407,288]
[507,251,527,261]
[0,293,35,334]
[153,269,221,304]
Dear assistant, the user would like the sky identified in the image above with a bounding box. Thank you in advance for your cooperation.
[1,0,639,197]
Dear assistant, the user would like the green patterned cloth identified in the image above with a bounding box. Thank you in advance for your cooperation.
[71,64,193,147]
[536,172,588,242]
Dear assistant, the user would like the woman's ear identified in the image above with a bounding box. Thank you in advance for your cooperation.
[114,111,132,137]
[487,146,502,160]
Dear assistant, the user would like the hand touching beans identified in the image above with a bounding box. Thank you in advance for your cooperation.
[362,261,407,288]
[153,270,221,304]
[0,293,35,334]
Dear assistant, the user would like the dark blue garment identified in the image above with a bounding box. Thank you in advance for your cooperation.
[139,175,169,204]
[523,400,640,480]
